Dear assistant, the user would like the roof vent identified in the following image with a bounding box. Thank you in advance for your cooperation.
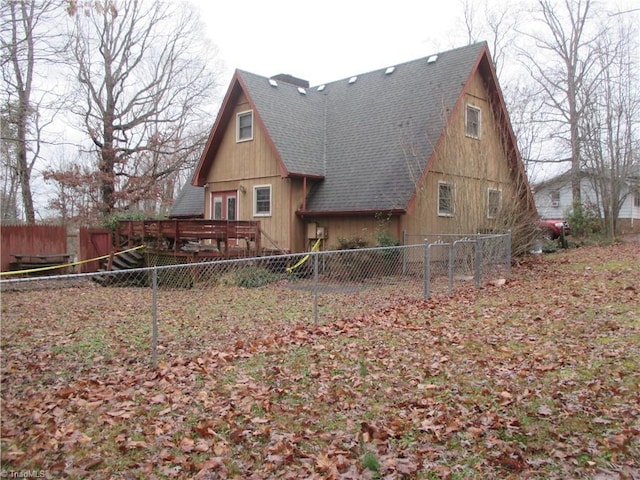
[385,66,395,74]
[427,55,438,64]
[297,87,307,95]
[268,78,278,87]
[348,76,358,84]
[317,84,326,92]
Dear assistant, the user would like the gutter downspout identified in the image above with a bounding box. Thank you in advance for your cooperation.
[303,176,307,211]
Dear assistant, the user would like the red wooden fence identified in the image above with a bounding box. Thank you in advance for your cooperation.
[0,225,67,272]
[78,228,112,273]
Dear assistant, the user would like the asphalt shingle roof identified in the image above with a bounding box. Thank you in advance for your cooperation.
[169,173,203,218]
[239,42,488,213]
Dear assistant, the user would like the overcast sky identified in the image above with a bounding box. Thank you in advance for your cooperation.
[188,0,469,88]
[188,0,639,90]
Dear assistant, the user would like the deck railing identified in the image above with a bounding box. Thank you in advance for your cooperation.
[116,219,261,255]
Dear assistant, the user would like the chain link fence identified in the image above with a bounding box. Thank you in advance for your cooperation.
[1,233,510,366]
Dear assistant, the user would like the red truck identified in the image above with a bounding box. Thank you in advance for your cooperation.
[539,219,571,240]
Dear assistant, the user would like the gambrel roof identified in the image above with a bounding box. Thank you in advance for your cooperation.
[193,41,523,215]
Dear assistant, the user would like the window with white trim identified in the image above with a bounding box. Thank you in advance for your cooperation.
[634,191,640,208]
[465,104,481,139]
[487,188,502,219]
[237,110,253,142]
[550,190,560,208]
[253,185,271,216]
[438,182,454,216]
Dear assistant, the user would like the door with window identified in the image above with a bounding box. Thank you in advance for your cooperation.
[211,191,237,221]
[211,190,238,247]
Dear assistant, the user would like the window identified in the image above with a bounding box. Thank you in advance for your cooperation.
[213,196,223,220]
[254,185,271,216]
[487,188,502,219]
[227,196,236,221]
[465,105,481,139]
[438,182,454,216]
[550,190,560,208]
[237,110,253,142]
[634,191,640,208]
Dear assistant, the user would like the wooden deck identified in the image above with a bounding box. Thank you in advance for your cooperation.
[116,219,262,258]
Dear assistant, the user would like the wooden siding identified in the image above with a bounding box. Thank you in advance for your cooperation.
[404,69,516,237]
[305,216,401,250]
[203,97,304,252]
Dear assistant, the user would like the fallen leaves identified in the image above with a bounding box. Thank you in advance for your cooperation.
[1,243,639,478]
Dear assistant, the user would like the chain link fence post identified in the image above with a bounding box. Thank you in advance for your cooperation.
[474,236,482,288]
[151,266,158,369]
[424,240,430,299]
[313,252,319,325]
[448,242,456,296]
[506,230,512,278]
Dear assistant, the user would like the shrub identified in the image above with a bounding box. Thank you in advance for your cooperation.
[337,237,369,249]
[100,210,147,232]
[220,266,280,288]
[566,202,600,237]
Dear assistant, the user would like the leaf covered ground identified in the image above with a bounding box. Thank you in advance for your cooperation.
[1,243,639,479]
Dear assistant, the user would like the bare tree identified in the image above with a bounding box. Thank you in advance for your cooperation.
[580,15,639,238]
[457,0,548,186]
[62,0,220,217]
[1,0,65,223]
[458,0,522,77]
[1,107,20,222]
[517,0,608,205]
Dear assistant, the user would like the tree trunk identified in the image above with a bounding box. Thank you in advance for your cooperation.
[17,111,35,223]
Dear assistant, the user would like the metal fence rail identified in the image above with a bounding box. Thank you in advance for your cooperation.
[1,234,511,366]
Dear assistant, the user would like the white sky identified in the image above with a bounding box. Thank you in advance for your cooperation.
[188,0,639,90]
[187,0,467,88]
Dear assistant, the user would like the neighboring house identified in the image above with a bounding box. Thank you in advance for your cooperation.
[188,42,535,253]
[533,170,640,233]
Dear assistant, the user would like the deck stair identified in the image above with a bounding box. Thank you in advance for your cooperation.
[93,248,145,285]
[111,249,145,271]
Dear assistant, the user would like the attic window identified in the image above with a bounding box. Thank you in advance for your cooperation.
[317,84,326,92]
[348,76,358,84]
[427,55,438,64]
[268,79,278,87]
[298,87,307,95]
[465,104,481,139]
[236,110,253,142]
[385,66,395,74]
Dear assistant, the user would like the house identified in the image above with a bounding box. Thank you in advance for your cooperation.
[533,169,640,234]
[187,42,535,253]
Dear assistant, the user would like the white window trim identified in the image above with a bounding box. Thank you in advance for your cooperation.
[465,104,481,139]
[438,181,455,217]
[253,184,272,217]
[487,188,502,219]
[236,110,253,142]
